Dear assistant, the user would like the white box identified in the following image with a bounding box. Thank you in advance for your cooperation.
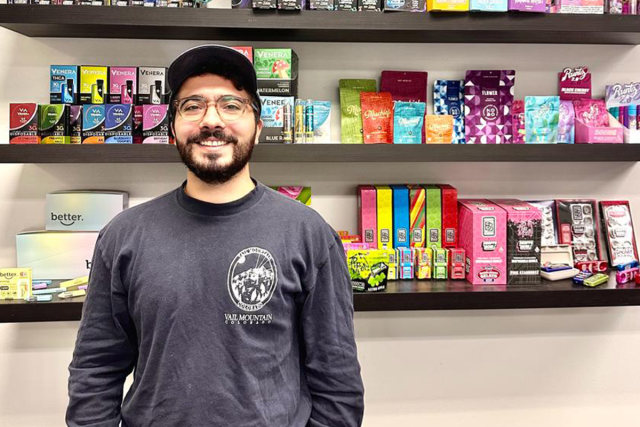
[16,231,99,280]
[46,190,128,231]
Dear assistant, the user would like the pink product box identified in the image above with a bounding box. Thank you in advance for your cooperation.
[358,185,378,248]
[343,242,370,256]
[559,67,591,101]
[508,0,545,11]
[558,0,603,13]
[458,199,507,285]
[575,113,624,144]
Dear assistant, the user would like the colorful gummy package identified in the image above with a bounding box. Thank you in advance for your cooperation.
[360,92,393,144]
[525,96,559,143]
[393,101,425,144]
[557,100,575,144]
[573,98,609,128]
[339,79,377,144]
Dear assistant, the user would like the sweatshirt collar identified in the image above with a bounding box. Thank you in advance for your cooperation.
[176,179,265,217]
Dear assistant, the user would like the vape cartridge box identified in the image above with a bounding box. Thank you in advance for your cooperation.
[133,105,144,144]
[470,0,507,10]
[109,67,137,104]
[384,0,426,10]
[385,248,398,280]
[359,0,382,10]
[16,231,99,280]
[137,67,169,105]
[105,104,133,144]
[335,0,357,9]
[458,199,507,285]
[310,0,335,8]
[414,247,432,279]
[82,105,106,144]
[46,191,129,232]
[143,105,170,144]
[0,268,32,301]
[9,103,39,144]
[254,49,299,97]
[508,0,545,11]
[557,0,603,13]
[492,199,542,285]
[425,185,442,248]
[358,185,378,248]
[432,246,448,279]
[50,65,79,104]
[427,0,469,10]
[69,105,82,144]
[391,185,410,249]
[439,184,458,249]
[398,247,414,279]
[408,185,426,249]
[448,248,466,279]
[231,46,253,63]
[79,66,108,105]
[559,67,591,100]
[259,96,295,143]
[39,104,70,144]
[253,0,276,7]
[376,186,393,250]
[278,0,304,8]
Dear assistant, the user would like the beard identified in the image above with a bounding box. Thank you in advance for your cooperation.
[176,127,256,185]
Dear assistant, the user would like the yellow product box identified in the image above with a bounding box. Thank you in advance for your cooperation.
[414,248,433,279]
[60,275,89,291]
[427,0,469,11]
[376,185,393,250]
[0,268,32,300]
[382,248,398,281]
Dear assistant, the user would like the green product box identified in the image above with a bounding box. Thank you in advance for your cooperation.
[347,249,389,292]
[79,66,108,105]
[39,104,70,144]
[254,49,299,97]
[425,185,442,248]
[432,246,448,280]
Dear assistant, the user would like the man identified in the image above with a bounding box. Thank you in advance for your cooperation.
[67,45,365,427]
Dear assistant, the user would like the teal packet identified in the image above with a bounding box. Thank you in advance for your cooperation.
[525,96,560,144]
[393,101,426,144]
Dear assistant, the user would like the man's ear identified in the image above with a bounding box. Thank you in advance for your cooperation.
[254,119,263,145]
[170,121,176,139]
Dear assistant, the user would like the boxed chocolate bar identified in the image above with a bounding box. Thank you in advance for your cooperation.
[600,201,638,267]
[434,80,465,144]
[9,103,39,144]
[556,199,604,263]
[255,49,298,97]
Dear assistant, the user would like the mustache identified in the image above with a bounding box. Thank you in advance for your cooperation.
[186,129,239,146]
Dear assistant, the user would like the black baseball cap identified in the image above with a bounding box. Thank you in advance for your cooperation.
[168,44,261,116]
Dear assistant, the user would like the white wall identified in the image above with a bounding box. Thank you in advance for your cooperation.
[2,27,640,427]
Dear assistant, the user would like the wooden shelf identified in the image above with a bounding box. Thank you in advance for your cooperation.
[2,143,640,163]
[1,6,640,44]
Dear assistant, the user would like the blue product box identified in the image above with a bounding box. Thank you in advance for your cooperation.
[105,104,133,144]
[82,105,105,144]
[391,185,410,249]
[398,247,414,279]
[50,65,79,104]
[470,0,507,10]
[434,80,465,144]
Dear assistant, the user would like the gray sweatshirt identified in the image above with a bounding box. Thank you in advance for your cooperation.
[67,181,364,427]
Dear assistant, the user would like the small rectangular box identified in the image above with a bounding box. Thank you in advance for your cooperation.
[109,66,137,104]
[376,186,394,250]
[508,0,545,11]
[408,185,426,249]
[9,103,39,144]
[82,105,105,144]
[391,185,410,249]
[559,67,592,100]
[448,248,466,279]
[557,0,603,13]
[50,65,79,104]
[432,246,448,279]
[278,0,303,8]
[335,0,357,9]
[384,0,425,10]
[133,105,144,144]
[470,0,507,10]
[0,268,32,301]
[414,247,432,279]
[259,96,295,143]
[17,231,99,280]
[309,0,334,8]
[253,0,276,7]
[39,104,70,144]
[556,199,603,263]
[143,105,170,144]
[105,104,134,144]
[69,105,82,145]
[398,247,414,279]
[137,67,169,105]
[254,49,299,97]
[46,191,129,232]
[427,0,469,10]
[425,185,442,248]
[575,113,623,144]
[79,66,108,105]
[458,199,507,285]
[439,184,458,249]
[358,185,378,248]
[600,201,638,267]
[386,248,398,280]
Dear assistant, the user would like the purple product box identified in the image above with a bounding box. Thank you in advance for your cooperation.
[508,0,545,11]
[109,67,137,104]
[69,105,82,145]
[464,70,516,144]
[232,0,252,5]
[605,82,640,109]
[142,105,169,144]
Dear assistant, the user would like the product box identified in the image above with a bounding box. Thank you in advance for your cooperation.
[432,246,448,279]
[397,247,413,279]
[391,185,410,249]
[386,248,398,280]
[605,83,640,143]
[340,79,377,144]
[46,191,129,232]
[439,184,458,249]
[0,268,32,301]
[575,112,623,144]
[556,199,604,262]
[425,185,442,248]
[253,0,276,8]
[508,0,545,11]
[79,66,108,105]
[232,0,252,7]
[408,185,426,249]
[414,247,432,279]
[384,0,426,11]
[512,100,526,143]
[50,65,79,104]
[137,67,169,105]
[540,245,580,281]
[359,0,382,10]
[347,249,389,292]
[464,70,516,144]
[559,67,592,100]
[376,186,393,250]
[492,199,542,285]
[39,104,70,144]
[599,201,638,267]
[335,0,357,9]
[271,187,311,205]
[16,231,99,280]
[69,105,82,144]
[278,0,304,8]
[528,200,558,246]
[259,96,295,143]
[525,96,560,143]
[9,103,39,144]
[358,185,378,248]
[142,104,170,144]
[434,80,465,144]
[82,105,105,144]
[458,199,507,285]
[108,66,137,104]
[427,0,469,10]
[231,46,253,63]
[254,49,299,97]
[105,104,133,144]
[133,105,144,144]
[309,0,335,8]
[557,0,603,14]
[448,248,466,279]
[470,0,507,10]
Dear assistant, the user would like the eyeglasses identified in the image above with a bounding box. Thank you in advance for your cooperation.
[174,95,258,123]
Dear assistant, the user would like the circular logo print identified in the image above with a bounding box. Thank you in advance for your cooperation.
[227,247,278,312]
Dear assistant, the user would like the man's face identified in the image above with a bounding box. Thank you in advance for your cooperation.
[172,74,262,185]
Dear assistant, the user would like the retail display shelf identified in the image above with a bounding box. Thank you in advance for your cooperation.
[2,276,639,323]
[2,143,640,163]
[0,6,640,45]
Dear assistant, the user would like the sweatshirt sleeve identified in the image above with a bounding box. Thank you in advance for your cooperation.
[300,236,365,427]
[66,234,138,427]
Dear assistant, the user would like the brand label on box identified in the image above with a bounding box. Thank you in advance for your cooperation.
[9,103,39,144]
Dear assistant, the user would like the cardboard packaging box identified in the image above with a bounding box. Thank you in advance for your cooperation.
[358,185,378,248]
[109,66,137,104]
[69,105,82,144]
[82,105,106,144]
[557,0,603,13]
[432,246,448,279]
[39,104,70,144]
[376,186,393,250]
[559,67,591,100]
[16,231,99,280]
[278,0,304,8]
[384,0,425,10]
[0,268,32,301]
[335,0,357,9]
[448,248,466,279]
[254,49,298,97]
[309,0,335,8]
[347,249,389,292]
[556,199,604,262]
[253,0,276,7]
[458,199,507,285]
[508,0,545,11]
[439,184,459,249]
[137,67,169,105]
[470,0,507,10]
[9,103,39,144]
[385,248,398,280]
[408,185,426,249]
[133,105,144,144]
[50,65,79,104]
[259,96,295,143]
[142,105,170,144]
[105,104,133,144]
[425,185,442,248]
[427,0,469,10]
[600,201,639,267]
[398,247,414,279]
[414,247,432,279]
[391,185,410,249]
[79,66,108,105]
[46,191,129,232]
